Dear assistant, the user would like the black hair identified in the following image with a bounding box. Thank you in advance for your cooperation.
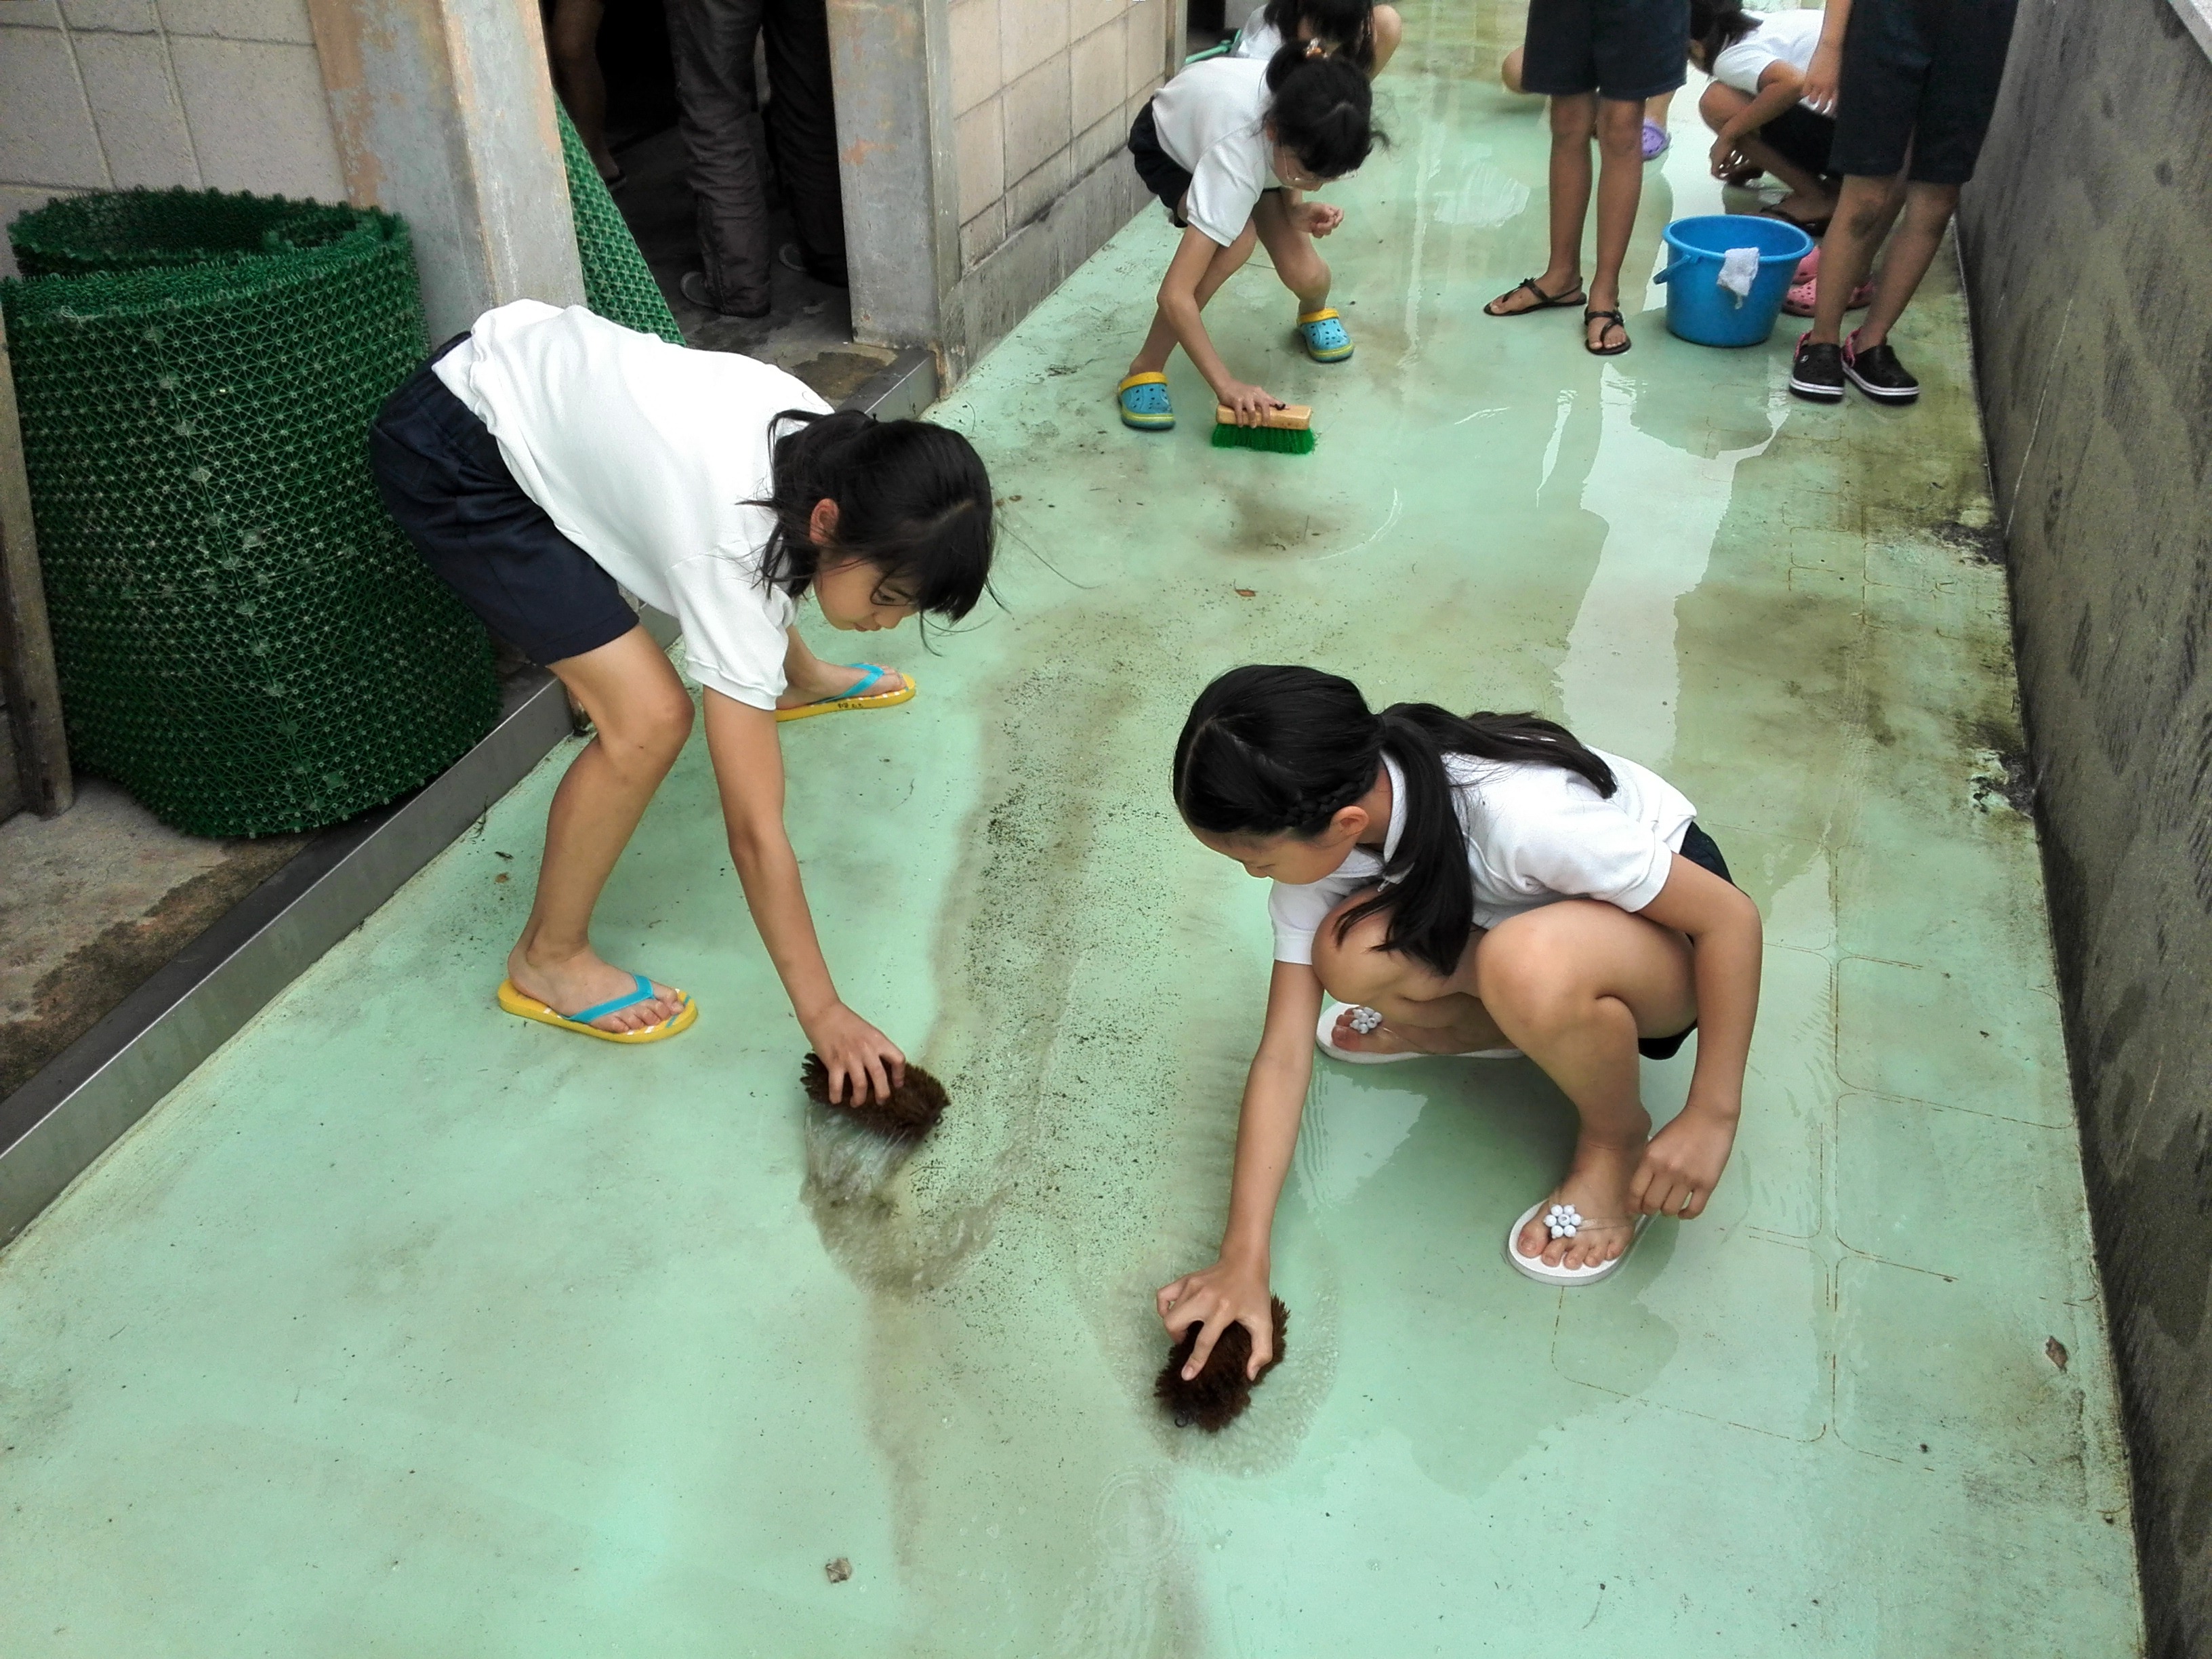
[1259,0,1379,70]
[1263,42,1387,179]
[1687,0,1760,68]
[751,409,994,621]
[1172,665,1617,977]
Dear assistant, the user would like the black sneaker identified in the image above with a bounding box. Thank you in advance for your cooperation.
[1788,333,1844,402]
[1842,332,1921,403]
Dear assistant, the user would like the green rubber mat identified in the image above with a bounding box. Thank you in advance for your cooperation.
[556,105,684,344]
[2,189,499,837]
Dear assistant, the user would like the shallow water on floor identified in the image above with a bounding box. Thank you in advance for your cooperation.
[0,3,2143,1654]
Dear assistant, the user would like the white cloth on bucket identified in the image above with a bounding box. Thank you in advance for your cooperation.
[1719,246,1761,303]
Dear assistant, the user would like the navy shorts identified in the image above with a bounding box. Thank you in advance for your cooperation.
[1757,104,1839,181]
[368,337,639,666]
[1128,102,1195,224]
[1521,0,1689,103]
[1638,821,1732,1062]
[1830,0,2019,185]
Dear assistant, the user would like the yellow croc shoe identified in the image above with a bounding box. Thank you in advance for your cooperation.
[497,975,697,1043]
[775,663,915,723]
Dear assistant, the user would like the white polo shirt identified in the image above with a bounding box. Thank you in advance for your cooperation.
[1149,56,1284,247]
[1712,9,1825,95]
[433,300,831,711]
[1267,749,1699,964]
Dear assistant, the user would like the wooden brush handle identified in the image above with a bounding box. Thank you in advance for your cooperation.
[1214,403,1312,430]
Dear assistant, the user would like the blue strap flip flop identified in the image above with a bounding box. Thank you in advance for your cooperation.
[498,974,698,1044]
[1296,308,1354,363]
[775,662,916,723]
[1118,371,1174,430]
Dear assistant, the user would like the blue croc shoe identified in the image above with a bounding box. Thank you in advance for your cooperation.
[1118,371,1174,430]
[1296,307,1354,363]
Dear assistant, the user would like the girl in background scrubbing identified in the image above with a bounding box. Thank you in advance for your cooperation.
[1230,0,1406,78]
[371,299,993,1105]
[1118,41,1386,433]
[1155,666,1763,1380]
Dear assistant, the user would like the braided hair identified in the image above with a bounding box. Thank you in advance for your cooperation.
[1172,665,1617,975]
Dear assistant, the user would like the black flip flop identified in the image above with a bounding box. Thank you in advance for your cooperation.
[1485,276,1587,318]
[1583,308,1631,356]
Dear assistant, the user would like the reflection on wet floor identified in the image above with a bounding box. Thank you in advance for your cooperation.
[0,3,2142,1654]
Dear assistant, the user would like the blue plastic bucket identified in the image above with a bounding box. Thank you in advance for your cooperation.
[1653,213,1815,347]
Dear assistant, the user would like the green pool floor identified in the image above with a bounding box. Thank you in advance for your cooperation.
[0,9,2144,1655]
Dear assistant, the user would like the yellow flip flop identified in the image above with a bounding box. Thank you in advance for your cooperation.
[497,975,697,1043]
[775,663,916,724]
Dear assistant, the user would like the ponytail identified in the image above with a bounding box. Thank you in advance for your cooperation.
[752,408,995,621]
[1263,43,1385,178]
[1260,0,1379,70]
[1173,665,1617,977]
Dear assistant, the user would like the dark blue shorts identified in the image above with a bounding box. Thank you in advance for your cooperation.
[1521,0,1689,103]
[368,337,639,666]
[1830,0,2018,185]
[1639,821,1732,1062]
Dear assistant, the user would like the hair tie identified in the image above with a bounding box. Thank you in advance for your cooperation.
[1305,38,1327,57]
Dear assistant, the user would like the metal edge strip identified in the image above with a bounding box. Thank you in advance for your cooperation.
[0,353,940,1245]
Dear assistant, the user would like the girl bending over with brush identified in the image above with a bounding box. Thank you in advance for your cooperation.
[1231,0,1405,77]
[371,299,992,1104]
[1155,665,1762,1378]
[1118,41,1385,434]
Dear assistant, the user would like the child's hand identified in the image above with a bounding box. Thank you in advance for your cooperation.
[1155,1256,1276,1381]
[1295,201,1344,237]
[1631,1105,1739,1218]
[1801,42,1841,115]
[1708,136,1745,180]
[1216,381,1286,426]
[802,1002,907,1105]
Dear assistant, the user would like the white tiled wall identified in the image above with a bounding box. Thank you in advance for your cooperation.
[949,0,1172,272]
[0,0,344,274]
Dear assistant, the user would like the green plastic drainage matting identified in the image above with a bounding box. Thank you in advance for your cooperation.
[0,5,2144,1654]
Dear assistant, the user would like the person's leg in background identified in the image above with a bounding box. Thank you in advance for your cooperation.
[1643,88,1675,159]
[664,0,775,317]
[546,0,620,181]
[1584,96,1647,350]
[762,0,848,286]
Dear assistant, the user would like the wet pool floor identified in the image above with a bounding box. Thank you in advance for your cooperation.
[0,5,2145,1654]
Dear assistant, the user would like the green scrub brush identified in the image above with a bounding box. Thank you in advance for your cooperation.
[1212,403,1315,454]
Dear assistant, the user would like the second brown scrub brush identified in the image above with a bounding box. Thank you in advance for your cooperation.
[1155,1298,1290,1432]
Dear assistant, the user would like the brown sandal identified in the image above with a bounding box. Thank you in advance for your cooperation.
[1485,276,1587,317]
[1583,307,1631,356]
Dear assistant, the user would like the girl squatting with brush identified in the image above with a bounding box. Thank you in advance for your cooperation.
[1155,667,1763,1379]
[1117,40,1385,433]
[371,300,992,1105]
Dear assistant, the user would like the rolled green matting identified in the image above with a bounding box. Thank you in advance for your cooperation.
[556,106,684,344]
[1,190,499,837]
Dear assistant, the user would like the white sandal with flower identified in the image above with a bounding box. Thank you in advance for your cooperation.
[1315,1000,1522,1064]
[1505,1197,1648,1286]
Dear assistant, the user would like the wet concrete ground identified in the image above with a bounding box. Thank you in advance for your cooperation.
[0,5,2144,1654]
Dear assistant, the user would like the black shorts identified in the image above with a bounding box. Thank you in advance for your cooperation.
[1637,821,1732,1062]
[1128,103,1194,224]
[1521,0,1689,102]
[368,337,639,666]
[1829,0,2019,185]
[1756,104,1839,181]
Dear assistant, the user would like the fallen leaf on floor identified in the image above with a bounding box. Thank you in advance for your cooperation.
[2045,1336,2069,1370]
[494,873,509,884]
[1235,588,1256,598]
[825,1557,852,1583]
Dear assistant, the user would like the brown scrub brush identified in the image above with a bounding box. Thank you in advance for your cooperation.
[800,1053,948,1141]
[1155,1298,1290,1431]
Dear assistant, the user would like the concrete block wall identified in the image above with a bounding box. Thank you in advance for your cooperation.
[0,0,347,275]
[1956,1,2212,1653]
[941,0,1176,369]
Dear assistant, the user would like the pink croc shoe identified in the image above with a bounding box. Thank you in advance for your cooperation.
[1782,247,1875,319]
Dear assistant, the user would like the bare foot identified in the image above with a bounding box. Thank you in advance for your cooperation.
[1772,190,1837,225]
[775,662,903,712]
[508,943,685,1034]
[1485,272,1585,316]
[1324,1005,1517,1057]
[1515,1125,1652,1271]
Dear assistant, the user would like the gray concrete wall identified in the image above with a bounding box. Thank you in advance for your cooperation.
[1956,2,2212,1653]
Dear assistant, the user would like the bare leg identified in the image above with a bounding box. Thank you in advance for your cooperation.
[1696,82,1765,184]
[1584,96,1646,350]
[1314,897,1699,1271]
[1126,220,1260,376]
[1500,46,1526,94]
[1487,94,1595,313]
[1734,131,1837,220]
[1853,182,1959,349]
[1370,3,1404,75]
[546,0,618,178]
[1251,189,1330,314]
[511,626,695,1031]
[1808,171,1907,346]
